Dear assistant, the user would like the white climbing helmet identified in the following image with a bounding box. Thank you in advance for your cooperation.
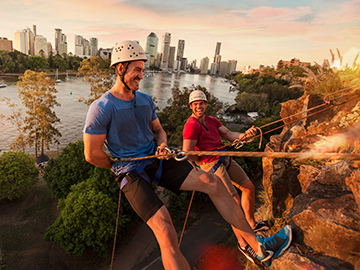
[189,90,207,104]
[110,40,148,67]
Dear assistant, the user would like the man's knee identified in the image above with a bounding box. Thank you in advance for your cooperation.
[239,180,255,195]
[202,172,226,195]
[147,207,178,246]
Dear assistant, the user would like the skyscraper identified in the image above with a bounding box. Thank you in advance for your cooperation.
[168,46,175,69]
[213,42,221,74]
[214,42,221,63]
[200,57,209,75]
[145,32,158,67]
[14,28,35,55]
[160,32,171,70]
[177,39,185,60]
[74,35,84,56]
[35,35,48,57]
[90,37,98,56]
[54,28,62,54]
[14,29,27,54]
[54,28,67,55]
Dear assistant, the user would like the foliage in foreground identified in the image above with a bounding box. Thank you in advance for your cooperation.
[0,151,39,200]
[44,178,128,257]
[44,140,137,257]
[44,140,94,200]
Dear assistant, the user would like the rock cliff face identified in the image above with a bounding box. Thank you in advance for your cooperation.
[261,90,360,269]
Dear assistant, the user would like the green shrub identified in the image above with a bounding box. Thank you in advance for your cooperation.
[43,140,94,199]
[0,151,39,200]
[44,178,131,257]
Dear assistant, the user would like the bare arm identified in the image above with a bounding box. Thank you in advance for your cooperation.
[83,133,114,169]
[218,125,257,142]
[151,118,169,158]
[182,139,200,162]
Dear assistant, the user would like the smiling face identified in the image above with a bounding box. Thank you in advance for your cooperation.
[122,60,145,90]
[190,100,207,119]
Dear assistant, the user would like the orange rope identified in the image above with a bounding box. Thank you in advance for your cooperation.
[110,190,122,270]
[178,190,196,247]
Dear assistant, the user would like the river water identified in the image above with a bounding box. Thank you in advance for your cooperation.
[0,73,238,154]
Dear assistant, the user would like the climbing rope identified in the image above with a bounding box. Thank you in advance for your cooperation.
[110,190,122,270]
[115,150,360,162]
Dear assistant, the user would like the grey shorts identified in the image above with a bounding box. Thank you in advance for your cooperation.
[199,157,250,196]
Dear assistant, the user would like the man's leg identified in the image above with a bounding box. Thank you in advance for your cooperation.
[179,168,293,266]
[146,206,190,270]
[180,168,260,250]
[238,179,256,229]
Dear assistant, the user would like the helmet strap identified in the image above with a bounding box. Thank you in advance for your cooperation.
[119,62,131,91]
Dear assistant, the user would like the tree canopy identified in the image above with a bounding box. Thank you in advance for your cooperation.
[44,140,137,257]
[44,140,94,199]
[17,70,61,156]
[0,151,39,200]
[77,56,114,106]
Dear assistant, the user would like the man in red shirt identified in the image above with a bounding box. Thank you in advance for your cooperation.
[183,90,271,264]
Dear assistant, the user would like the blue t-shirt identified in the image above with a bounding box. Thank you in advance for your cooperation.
[83,91,158,173]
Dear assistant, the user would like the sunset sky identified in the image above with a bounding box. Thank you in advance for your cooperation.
[1,0,359,70]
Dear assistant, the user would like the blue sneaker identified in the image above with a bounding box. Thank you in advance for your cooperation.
[256,225,292,266]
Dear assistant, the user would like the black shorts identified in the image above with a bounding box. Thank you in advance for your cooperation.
[119,159,193,222]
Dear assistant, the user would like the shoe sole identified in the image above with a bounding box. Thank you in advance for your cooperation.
[237,245,255,263]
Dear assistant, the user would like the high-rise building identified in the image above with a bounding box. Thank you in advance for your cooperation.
[35,35,48,57]
[160,32,171,70]
[219,61,228,76]
[14,30,27,53]
[54,28,67,55]
[47,42,53,56]
[227,60,237,74]
[177,39,185,60]
[213,42,221,74]
[74,35,84,56]
[14,28,35,55]
[0,37,13,52]
[145,32,158,67]
[54,28,62,54]
[180,57,187,71]
[200,57,209,75]
[26,27,35,56]
[84,39,90,56]
[210,62,218,75]
[214,42,221,62]
[90,37,98,57]
[33,25,37,37]
[168,46,175,69]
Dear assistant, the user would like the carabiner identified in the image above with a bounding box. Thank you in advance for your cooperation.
[174,151,188,161]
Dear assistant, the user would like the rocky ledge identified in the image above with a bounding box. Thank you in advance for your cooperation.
[259,89,360,269]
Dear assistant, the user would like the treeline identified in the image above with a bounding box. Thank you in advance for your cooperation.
[0,50,85,73]
[229,71,304,117]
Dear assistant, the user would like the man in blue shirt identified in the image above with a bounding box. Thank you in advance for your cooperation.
[83,40,292,269]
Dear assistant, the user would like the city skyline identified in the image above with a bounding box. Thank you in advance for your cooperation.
[0,0,359,70]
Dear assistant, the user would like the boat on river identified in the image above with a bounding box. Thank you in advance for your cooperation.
[0,83,6,88]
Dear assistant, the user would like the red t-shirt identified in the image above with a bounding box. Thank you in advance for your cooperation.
[183,115,224,163]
